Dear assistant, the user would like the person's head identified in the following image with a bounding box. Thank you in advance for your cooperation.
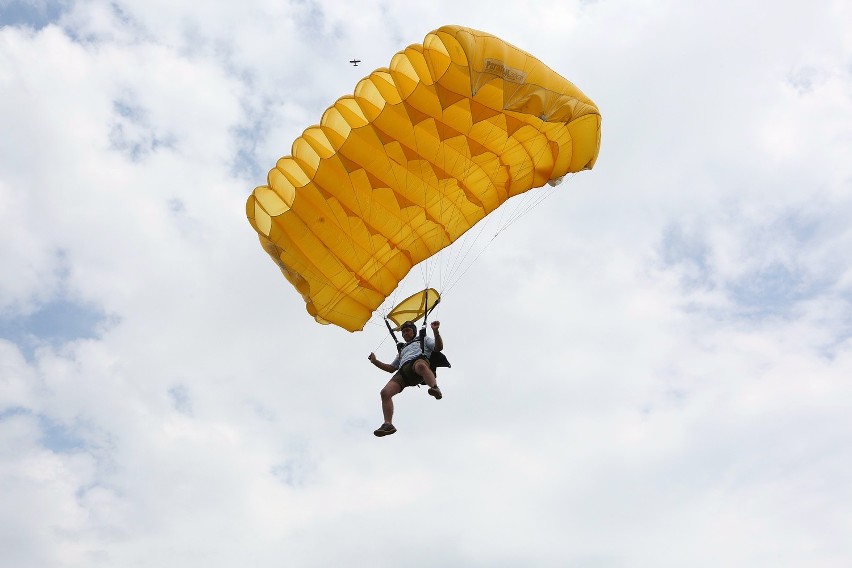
[400,321,417,340]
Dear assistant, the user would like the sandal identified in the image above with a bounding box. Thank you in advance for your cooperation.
[373,423,397,437]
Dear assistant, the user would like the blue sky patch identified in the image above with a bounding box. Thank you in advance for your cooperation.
[0,0,67,30]
[109,99,176,161]
[0,297,111,360]
[0,407,87,453]
[231,108,270,181]
[168,385,192,415]
[659,224,713,291]
[293,0,325,37]
[727,262,815,319]
[39,413,87,453]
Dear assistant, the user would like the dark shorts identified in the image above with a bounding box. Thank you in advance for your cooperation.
[390,357,429,390]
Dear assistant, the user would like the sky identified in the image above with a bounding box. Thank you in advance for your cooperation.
[1,0,851,566]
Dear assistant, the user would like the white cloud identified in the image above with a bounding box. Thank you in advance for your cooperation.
[1,0,851,566]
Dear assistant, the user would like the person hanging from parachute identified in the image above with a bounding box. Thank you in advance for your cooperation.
[245,25,601,436]
[368,320,443,437]
[367,288,451,436]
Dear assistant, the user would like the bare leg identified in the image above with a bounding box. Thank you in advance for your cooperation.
[413,360,437,388]
[380,378,403,424]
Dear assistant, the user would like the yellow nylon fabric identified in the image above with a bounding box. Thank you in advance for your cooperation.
[246,25,602,331]
[386,288,441,330]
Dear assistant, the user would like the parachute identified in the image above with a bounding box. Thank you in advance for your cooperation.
[246,25,601,331]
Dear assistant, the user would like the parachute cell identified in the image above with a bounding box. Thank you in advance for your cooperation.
[247,25,602,331]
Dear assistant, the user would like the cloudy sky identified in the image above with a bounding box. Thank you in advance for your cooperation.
[2,0,851,566]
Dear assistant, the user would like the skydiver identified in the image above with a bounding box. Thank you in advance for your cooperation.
[367,320,443,437]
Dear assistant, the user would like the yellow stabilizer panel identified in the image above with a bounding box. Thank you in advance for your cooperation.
[386,288,441,330]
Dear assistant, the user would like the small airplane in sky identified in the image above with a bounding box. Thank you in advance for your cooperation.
[350,59,361,66]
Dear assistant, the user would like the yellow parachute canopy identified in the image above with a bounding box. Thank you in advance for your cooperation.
[386,288,441,330]
[247,25,602,331]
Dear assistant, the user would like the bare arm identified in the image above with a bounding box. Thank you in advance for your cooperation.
[368,352,397,373]
[431,321,444,351]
